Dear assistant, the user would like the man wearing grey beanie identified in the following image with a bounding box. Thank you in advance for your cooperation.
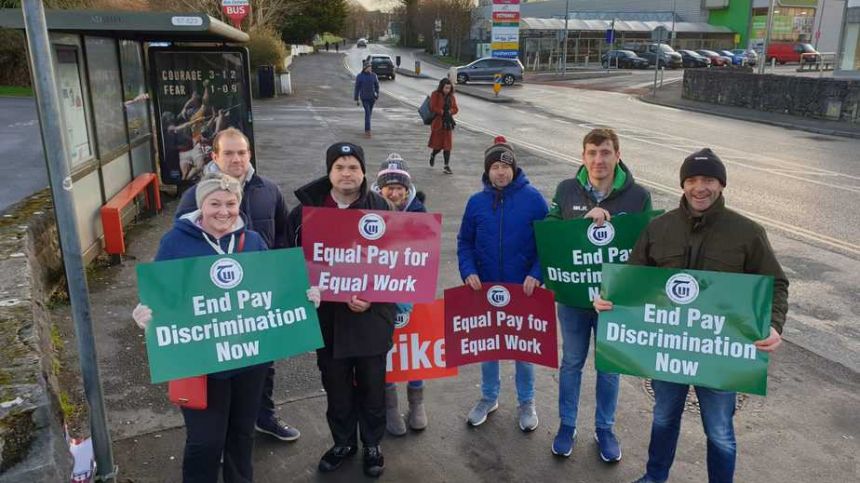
[595,147,789,483]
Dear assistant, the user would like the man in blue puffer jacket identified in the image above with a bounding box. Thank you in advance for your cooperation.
[457,136,549,432]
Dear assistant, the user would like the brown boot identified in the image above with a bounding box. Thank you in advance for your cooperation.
[407,385,427,431]
[385,385,407,436]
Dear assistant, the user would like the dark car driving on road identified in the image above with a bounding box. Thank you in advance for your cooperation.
[366,54,395,80]
[601,50,650,69]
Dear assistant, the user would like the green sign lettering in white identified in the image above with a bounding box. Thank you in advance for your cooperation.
[596,263,773,396]
[535,211,661,308]
[137,248,323,383]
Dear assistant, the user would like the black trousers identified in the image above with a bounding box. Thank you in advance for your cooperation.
[317,347,387,447]
[181,365,268,483]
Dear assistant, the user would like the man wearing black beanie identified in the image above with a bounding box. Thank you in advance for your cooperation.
[594,147,789,483]
[286,142,393,478]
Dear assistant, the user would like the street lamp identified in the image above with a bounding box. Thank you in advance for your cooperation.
[561,0,570,74]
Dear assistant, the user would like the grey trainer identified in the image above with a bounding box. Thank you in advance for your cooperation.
[517,401,539,432]
[467,398,498,426]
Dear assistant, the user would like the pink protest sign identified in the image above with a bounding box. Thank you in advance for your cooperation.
[301,207,442,303]
[444,284,558,369]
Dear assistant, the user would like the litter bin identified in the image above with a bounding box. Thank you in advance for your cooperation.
[258,65,275,98]
[396,55,401,67]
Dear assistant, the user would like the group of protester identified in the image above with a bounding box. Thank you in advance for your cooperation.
[132,121,788,483]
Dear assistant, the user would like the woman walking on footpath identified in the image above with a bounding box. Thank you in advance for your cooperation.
[131,173,320,483]
[355,61,380,137]
[428,78,458,174]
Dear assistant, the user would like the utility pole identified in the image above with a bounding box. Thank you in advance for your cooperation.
[813,0,827,50]
[671,0,676,48]
[20,0,116,481]
[561,0,570,74]
[758,0,777,74]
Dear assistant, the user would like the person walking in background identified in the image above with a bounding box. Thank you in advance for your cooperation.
[371,153,430,436]
[428,78,458,174]
[355,62,379,138]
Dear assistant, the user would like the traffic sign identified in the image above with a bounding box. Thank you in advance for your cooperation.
[222,0,249,28]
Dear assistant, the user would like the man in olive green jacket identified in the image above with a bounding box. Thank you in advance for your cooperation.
[596,147,788,483]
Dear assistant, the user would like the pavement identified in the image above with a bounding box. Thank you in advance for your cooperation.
[50,52,860,482]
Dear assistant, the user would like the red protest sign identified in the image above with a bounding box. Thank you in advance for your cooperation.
[444,284,558,369]
[386,300,458,383]
[302,207,442,303]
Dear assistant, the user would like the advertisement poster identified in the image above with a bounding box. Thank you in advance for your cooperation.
[150,47,254,186]
[492,0,521,59]
[386,300,458,383]
[137,249,322,383]
[596,264,773,396]
[301,207,442,303]
[444,284,558,368]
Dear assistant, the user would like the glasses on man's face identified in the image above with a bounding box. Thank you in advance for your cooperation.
[221,150,250,157]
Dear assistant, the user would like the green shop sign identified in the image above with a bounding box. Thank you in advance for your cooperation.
[137,248,323,383]
[535,211,661,308]
[595,264,773,396]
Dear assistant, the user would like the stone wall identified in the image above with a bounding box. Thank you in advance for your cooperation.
[682,69,860,123]
[0,191,71,481]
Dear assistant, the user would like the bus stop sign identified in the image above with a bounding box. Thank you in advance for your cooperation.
[222,0,249,28]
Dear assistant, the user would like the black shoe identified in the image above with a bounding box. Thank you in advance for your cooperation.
[363,445,385,478]
[443,165,453,174]
[429,155,435,167]
[318,445,357,473]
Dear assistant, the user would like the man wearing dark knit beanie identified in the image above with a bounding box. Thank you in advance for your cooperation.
[457,135,548,433]
[595,147,789,483]
[285,141,393,477]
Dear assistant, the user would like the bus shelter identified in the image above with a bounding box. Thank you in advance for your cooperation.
[0,9,250,262]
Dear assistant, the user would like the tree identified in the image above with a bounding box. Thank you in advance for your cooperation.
[280,0,347,44]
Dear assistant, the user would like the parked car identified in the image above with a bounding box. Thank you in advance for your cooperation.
[601,50,650,69]
[356,38,367,48]
[455,57,524,85]
[719,50,747,66]
[633,43,683,69]
[678,50,710,68]
[731,48,757,66]
[696,49,729,67]
[766,42,819,64]
[366,54,395,79]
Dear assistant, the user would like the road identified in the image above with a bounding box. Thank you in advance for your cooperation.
[352,44,860,372]
[0,96,47,213]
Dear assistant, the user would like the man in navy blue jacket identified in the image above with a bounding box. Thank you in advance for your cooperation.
[457,136,548,432]
[354,61,379,137]
[174,127,299,443]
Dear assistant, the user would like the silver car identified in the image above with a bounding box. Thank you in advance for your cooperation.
[455,57,524,85]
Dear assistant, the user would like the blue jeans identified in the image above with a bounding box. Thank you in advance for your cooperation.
[646,380,737,483]
[361,99,375,132]
[557,304,619,430]
[481,361,534,404]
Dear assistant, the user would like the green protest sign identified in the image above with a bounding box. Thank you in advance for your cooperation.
[595,263,773,396]
[136,248,323,383]
[535,211,661,308]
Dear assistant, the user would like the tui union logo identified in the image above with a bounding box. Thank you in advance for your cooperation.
[665,273,699,305]
[210,258,243,289]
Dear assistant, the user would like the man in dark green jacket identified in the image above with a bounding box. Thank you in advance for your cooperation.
[595,147,789,483]
[548,128,652,461]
